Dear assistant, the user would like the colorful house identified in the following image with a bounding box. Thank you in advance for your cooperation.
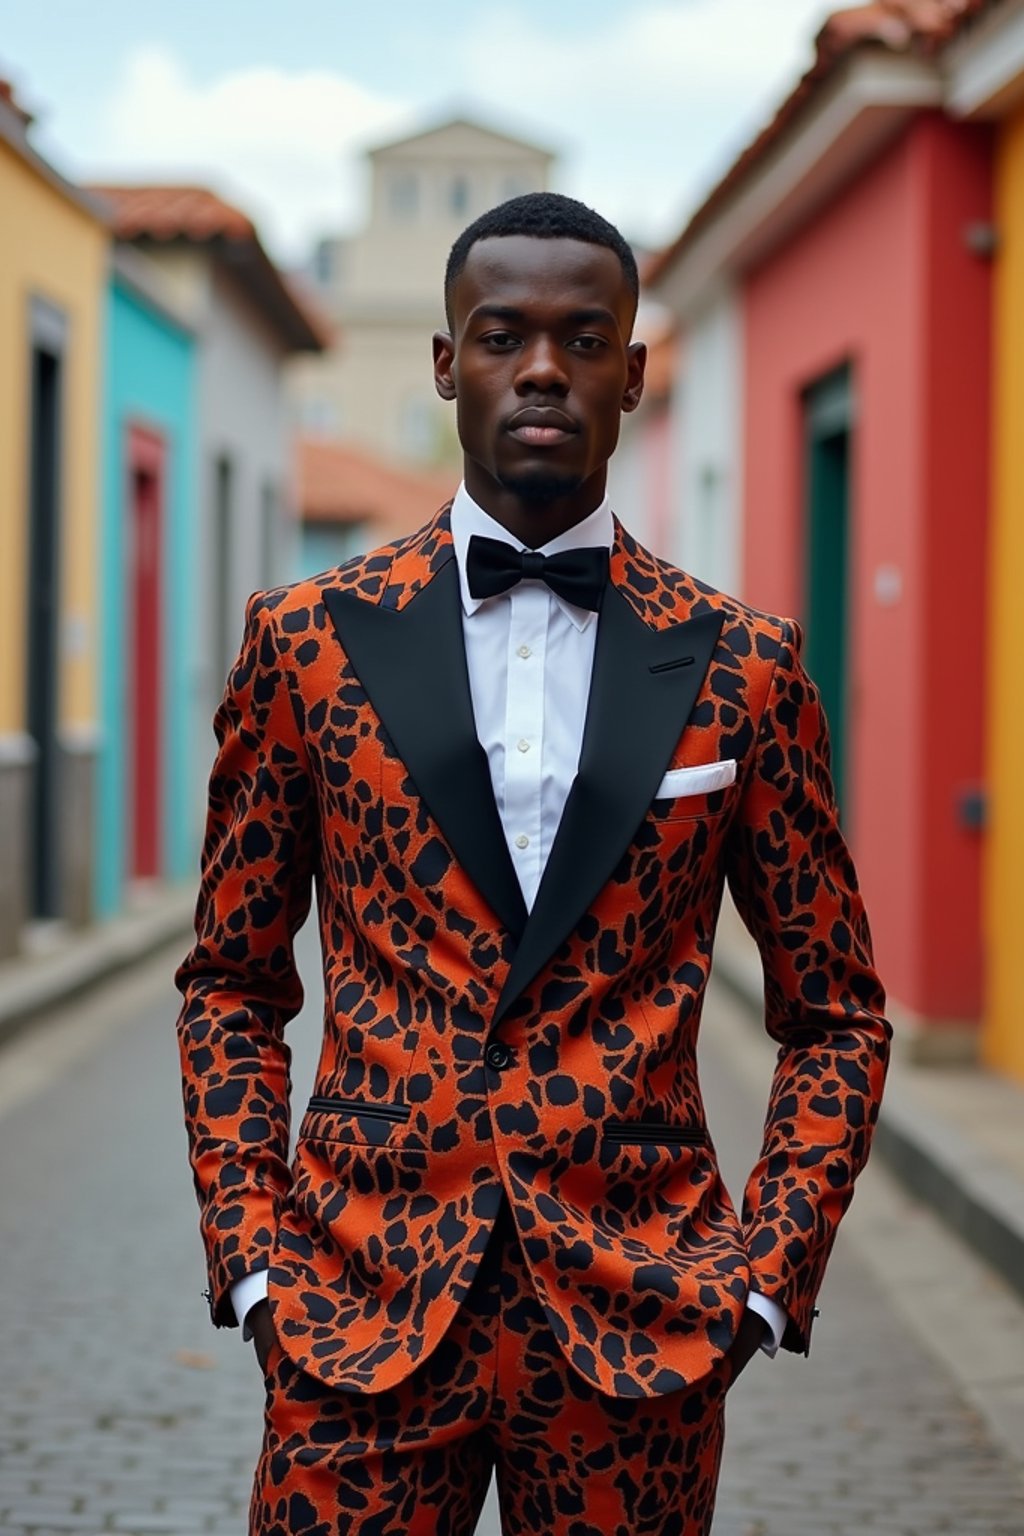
[94,247,197,918]
[647,1,996,1060]
[0,81,108,957]
[88,186,328,861]
[946,0,1024,1082]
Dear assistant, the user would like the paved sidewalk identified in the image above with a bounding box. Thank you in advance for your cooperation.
[713,893,1024,1314]
[0,886,195,1048]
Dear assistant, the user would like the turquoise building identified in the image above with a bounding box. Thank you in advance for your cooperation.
[95,248,197,917]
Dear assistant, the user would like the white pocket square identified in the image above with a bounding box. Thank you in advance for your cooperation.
[655,759,737,799]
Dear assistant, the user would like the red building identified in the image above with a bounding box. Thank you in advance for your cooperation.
[649,3,995,1053]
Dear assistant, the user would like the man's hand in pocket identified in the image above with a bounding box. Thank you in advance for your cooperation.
[725,1308,769,1387]
[248,1299,278,1375]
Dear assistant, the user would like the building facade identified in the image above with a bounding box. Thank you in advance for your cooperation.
[648,3,997,1059]
[88,186,326,856]
[95,248,197,919]
[740,112,993,1049]
[0,83,108,957]
[290,117,554,468]
[946,0,1024,1082]
[670,292,745,597]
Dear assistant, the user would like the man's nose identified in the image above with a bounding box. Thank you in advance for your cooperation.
[514,337,570,394]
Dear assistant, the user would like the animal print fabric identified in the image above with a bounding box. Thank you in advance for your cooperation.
[175,504,890,1400]
[250,1195,729,1536]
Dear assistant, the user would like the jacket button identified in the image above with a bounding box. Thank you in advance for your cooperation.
[485,1039,513,1072]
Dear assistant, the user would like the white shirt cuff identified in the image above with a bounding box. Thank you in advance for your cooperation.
[746,1288,788,1358]
[230,1269,269,1340]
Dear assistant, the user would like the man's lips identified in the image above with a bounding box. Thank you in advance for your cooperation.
[506,407,579,447]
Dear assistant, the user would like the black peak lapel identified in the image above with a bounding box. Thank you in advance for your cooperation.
[323,560,529,940]
[493,588,724,1023]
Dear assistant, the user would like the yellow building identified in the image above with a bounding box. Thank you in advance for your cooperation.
[986,108,1024,1083]
[948,9,1024,1083]
[0,81,108,954]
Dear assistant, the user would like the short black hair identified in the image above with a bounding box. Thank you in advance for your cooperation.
[444,191,639,327]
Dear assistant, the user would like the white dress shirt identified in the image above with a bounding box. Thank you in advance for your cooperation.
[231,483,787,1358]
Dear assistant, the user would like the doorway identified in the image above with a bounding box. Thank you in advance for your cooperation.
[25,302,66,920]
[212,453,234,697]
[802,365,853,814]
[126,425,166,880]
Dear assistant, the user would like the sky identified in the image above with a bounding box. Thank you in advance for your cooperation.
[1,0,837,266]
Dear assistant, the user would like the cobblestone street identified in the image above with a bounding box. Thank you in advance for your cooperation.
[0,923,1021,1536]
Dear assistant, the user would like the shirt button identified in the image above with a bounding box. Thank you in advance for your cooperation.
[514,834,529,850]
[517,738,530,753]
[517,645,531,659]
[485,1039,514,1072]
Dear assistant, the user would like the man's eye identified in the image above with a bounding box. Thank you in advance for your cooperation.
[569,335,607,351]
[482,331,519,348]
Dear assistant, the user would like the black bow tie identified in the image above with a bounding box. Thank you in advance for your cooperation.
[466,534,609,613]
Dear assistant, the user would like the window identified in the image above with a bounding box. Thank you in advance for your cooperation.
[261,481,277,588]
[389,171,419,219]
[314,241,333,285]
[449,174,470,217]
[212,454,233,691]
[695,464,721,577]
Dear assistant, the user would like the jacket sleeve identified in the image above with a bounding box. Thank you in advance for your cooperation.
[175,592,317,1327]
[725,619,891,1354]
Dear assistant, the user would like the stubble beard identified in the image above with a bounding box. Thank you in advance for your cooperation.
[496,469,586,505]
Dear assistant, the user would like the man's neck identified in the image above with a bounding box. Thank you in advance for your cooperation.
[462,463,608,548]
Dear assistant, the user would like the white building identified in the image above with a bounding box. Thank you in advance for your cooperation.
[670,288,745,596]
[290,116,556,468]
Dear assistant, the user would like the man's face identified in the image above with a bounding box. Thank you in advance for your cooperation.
[434,236,645,514]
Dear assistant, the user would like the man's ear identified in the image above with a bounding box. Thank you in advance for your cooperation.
[433,331,456,401]
[622,340,647,414]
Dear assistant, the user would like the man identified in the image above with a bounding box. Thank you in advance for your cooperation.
[176,192,890,1535]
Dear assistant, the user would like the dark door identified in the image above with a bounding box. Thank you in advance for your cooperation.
[212,454,233,696]
[26,336,62,919]
[127,426,166,879]
[803,366,853,814]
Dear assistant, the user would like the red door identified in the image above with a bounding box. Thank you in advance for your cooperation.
[127,426,166,880]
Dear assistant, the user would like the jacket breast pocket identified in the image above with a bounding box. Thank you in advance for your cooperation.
[650,759,739,823]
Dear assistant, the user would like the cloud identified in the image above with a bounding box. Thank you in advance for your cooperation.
[91,44,410,260]
[65,0,836,263]
[453,0,836,243]
[460,0,828,103]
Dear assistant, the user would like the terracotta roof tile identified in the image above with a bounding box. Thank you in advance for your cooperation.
[819,0,987,58]
[647,0,995,287]
[297,437,455,543]
[85,183,330,351]
[87,184,255,244]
